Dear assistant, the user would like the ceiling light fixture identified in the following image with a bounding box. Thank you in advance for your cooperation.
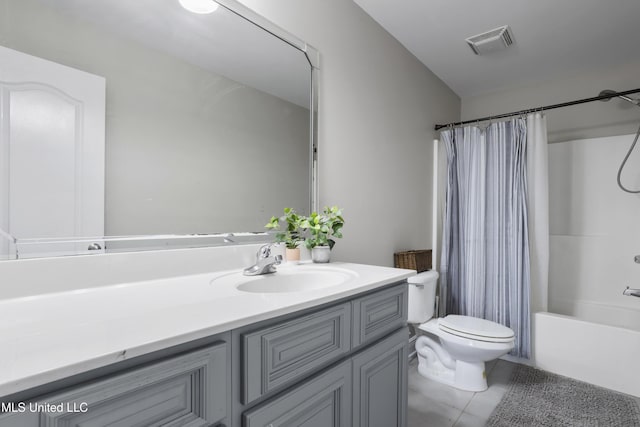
[178,0,219,14]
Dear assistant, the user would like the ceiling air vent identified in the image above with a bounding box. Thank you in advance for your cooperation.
[465,25,514,55]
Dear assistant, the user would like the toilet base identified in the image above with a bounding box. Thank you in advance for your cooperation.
[415,334,489,392]
[454,361,488,392]
[417,356,488,392]
[417,344,455,387]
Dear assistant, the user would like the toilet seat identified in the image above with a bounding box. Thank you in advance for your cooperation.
[438,315,515,343]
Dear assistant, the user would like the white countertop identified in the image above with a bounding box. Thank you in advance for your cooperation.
[0,261,414,397]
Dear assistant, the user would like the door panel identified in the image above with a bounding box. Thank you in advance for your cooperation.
[243,360,351,427]
[0,45,105,258]
[352,328,409,427]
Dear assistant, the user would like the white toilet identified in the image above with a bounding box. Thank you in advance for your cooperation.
[408,271,515,392]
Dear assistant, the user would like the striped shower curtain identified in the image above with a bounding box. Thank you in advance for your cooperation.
[439,117,532,358]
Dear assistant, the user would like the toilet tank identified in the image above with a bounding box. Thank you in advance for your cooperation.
[407,270,439,324]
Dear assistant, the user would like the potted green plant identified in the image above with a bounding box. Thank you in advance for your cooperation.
[301,206,344,263]
[265,207,304,261]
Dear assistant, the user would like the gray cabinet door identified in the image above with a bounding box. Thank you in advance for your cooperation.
[352,284,408,348]
[0,411,38,427]
[242,303,351,404]
[352,328,409,427]
[37,343,228,427]
[242,360,352,427]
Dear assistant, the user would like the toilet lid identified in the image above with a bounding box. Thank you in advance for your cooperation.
[438,315,515,342]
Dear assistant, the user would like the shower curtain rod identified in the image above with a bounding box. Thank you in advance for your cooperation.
[434,87,640,131]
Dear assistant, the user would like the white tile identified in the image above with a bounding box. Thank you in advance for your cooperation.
[463,386,506,420]
[407,359,519,427]
[453,412,489,427]
[407,409,429,427]
[408,393,462,427]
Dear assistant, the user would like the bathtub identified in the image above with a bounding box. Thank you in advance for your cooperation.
[535,309,640,397]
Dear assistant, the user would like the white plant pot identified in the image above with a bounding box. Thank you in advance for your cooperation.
[311,246,331,263]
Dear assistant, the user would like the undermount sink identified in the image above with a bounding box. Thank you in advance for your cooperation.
[211,266,357,293]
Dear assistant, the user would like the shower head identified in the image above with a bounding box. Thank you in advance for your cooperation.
[599,89,640,106]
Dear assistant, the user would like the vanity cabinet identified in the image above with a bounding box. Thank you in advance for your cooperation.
[0,339,231,427]
[0,283,408,427]
[38,343,229,427]
[233,283,408,427]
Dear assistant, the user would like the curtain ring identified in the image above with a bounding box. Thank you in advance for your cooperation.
[446,123,453,135]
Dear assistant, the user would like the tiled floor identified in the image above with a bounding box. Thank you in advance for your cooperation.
[408,358,516,427]
[408,357,640,427]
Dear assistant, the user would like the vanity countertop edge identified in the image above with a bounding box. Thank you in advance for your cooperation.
[0,261,415,398]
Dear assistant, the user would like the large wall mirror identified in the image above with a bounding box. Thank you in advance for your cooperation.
[0,0,318,259]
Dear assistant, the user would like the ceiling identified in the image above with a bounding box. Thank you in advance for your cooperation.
[353,0,640,98]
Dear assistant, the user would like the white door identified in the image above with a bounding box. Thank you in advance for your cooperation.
[0,45,106,258]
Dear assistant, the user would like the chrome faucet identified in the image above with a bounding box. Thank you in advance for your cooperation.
[243,243,282,276]
[623,287,640,298]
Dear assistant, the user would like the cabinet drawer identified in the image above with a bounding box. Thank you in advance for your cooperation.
[352,284,408,348]
[243,360,352,427]
[242,302,351,404]
[37,343,228,427]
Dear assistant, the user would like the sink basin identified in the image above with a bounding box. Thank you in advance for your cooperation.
[211,266,356,293]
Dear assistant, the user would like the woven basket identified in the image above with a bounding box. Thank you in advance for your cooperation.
[393,250,432,273]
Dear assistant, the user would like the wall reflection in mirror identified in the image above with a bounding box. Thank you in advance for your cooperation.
[0,0,316,259]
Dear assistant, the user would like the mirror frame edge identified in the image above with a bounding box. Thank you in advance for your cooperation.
[215,0,320,215]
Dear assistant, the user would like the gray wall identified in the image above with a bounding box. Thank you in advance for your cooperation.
[462,61,640,143]
[238,0,460,266]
